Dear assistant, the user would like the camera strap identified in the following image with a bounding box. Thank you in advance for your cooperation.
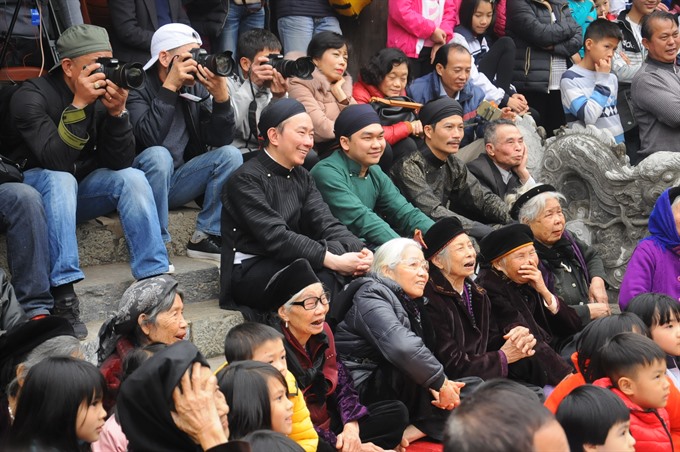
[247,78,260,148]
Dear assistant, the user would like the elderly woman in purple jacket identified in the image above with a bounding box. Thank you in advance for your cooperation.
[620,187,680,309]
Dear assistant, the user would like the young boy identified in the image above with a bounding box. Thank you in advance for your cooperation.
[556,385,636,452]
[220,322,318,451]
[560,19,626,144]
[593,332,672,451]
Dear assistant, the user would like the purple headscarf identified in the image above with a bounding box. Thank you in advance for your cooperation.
[643,187,680,251]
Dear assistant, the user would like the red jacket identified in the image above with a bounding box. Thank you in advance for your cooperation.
[352,80,412,146]
[594,377,672,452]
[546,353,680,451]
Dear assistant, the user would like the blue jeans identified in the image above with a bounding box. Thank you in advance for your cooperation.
[217,3,266,55]
[0,183,53,317]
[133,146,243,242]
[277,15,342,54]
[24,167,169,282]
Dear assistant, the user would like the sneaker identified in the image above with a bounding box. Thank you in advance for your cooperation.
[166,261,176,274]
[52,295,88,340]
[186,234,221,262]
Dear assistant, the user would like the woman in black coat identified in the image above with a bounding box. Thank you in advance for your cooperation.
[506,0,582,135]
[420,218,538,382]
[476,224,582,386]
[334,238,480,444]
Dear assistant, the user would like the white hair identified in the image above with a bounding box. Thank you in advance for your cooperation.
[506,185,566,224]
[371,238,422,276]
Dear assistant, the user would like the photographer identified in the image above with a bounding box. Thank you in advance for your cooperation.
[227,29,288,158]
[7,24,170,338]
[128,23,242,263]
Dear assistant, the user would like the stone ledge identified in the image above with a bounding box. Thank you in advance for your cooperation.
[77,255,219,323]
[0,206,201,270]
[81,300,243,363]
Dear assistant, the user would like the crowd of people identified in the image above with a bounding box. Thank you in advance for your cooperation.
[1,0,680,450]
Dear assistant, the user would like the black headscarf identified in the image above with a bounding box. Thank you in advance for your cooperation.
[117,341,208,451]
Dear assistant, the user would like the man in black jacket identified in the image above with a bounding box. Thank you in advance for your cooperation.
[467,119,535,199]
[220,99,371,315]
[8,25,170,339]
[128,23,242,263]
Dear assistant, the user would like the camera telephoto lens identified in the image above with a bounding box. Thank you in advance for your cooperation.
[189,48,234,77]
[95,57,146,90]
[266,54,314,80]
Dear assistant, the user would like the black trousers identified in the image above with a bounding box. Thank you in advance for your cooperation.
[317,400,410,451]
[477,36,516,93]
[521,90,566,137]
[409,46,436,80]
[357,363,483,442]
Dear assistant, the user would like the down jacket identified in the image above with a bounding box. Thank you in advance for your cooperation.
[334,274,447,392]
[594,377,673,452]
[506,0,582,92]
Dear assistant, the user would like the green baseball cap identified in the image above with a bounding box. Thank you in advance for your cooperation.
[50,24,112,71]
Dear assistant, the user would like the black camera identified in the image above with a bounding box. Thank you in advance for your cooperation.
[94,57,146,90]
[266,54,315,80]
[189,48,234,77]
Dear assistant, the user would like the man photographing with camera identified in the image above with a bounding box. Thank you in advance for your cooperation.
[7,24,170,337]
[228,29,316,159]
[128,23,242,264]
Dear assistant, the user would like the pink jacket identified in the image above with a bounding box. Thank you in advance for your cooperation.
[288,69,355,144]
[387,0,460,58]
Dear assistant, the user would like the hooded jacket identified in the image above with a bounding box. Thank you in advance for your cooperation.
[594,377,673,452]
[506,0,582,92]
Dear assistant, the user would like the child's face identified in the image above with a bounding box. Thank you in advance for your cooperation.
[75,398,106,443]
[625,359,670,409]
[595,0,610,17]
[651,317,680,356]
[586,37,619,65]
[471,1,494,35]
[251,339,288,377]
[590,420,636,452]
[268,376,294,435]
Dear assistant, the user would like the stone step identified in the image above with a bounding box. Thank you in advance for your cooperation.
[81,299,244,364]
[0,206,201,271]
[77,255,220,324]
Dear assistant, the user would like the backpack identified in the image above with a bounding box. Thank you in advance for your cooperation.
[328,0,372,18]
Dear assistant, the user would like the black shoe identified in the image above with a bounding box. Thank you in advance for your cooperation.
[52,295,88,340]
[186,234,221,262]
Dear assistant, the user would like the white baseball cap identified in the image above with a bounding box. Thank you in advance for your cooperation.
[143,23,203,70]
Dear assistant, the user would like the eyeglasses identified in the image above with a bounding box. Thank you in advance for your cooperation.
[399,258,429,272]
[290,292,331,310]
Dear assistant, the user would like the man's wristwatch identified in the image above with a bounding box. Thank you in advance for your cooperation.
[114,109,129,119]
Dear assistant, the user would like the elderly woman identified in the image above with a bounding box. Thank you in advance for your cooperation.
[509,184,610,328]
[620,187,680,308]
[117,340,249,451]
[333,238,479,444]
[266,259,408,451]
[476,224,581,386]
[419,217,539,383]
[97,275,187,411]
